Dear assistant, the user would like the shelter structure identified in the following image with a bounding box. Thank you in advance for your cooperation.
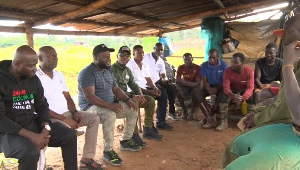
[0,0,292,47]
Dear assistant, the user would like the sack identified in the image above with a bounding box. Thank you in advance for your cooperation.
[221,38,235,54]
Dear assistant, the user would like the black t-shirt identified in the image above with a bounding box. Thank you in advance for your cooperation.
[255,57,283,84]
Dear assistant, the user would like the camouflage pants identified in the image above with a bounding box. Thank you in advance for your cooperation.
[87,101,138,152]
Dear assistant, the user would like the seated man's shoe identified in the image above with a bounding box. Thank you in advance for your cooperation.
[152,124,163,137]
[102,149,123,166]
[157,121,174,131]
[120,138,142,152]
[142,126,163,141]
[132,133,147,149]
[216,121,228,131]
[199,117,207,128]
[168,113,179,121]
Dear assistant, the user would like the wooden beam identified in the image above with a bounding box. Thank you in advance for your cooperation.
[213,0,230,18]
[63,19,132,27]
[111,0,287,33]
[25,23,34,48]
[162,24,200,34]
[33,0,115,27]
[0,26,156,37]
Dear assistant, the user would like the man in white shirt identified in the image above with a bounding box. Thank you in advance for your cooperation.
[36,46,104,170]
[127,45,174,130]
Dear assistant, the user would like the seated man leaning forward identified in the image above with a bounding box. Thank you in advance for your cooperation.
[111,46,163,143]
[36,46,104,170]
[222,14,300,170]
[0,45,77,170]
[78,44,140,167]
[127,45,174,130]
[220,53,255,131]
[175,53,201,120]
[254,43,283,102]
[198,49,228,128]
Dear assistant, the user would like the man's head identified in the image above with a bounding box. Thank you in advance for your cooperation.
[153,43,163,58]
[231,53,245,72]
[208,49,219,66]
[133,45,144,62]
[117,46,131,66]
[283,14,300,45]
[38,46,58,71]
[183,53,193,68]
[265,43,278,64]
[93,44,115,69]
[12,45,38,78]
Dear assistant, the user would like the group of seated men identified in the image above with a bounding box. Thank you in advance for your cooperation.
[175,42,282,132]
[0,38,283,169]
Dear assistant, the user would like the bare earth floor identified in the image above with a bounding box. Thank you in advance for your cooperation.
[45,118,240,170]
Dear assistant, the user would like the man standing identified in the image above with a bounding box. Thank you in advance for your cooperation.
[0,45,77,170]
[220,53,255,131]
[78,44,139,167]
[111,46,163,143]
[199,49,228,128]
[36,46,104,169]
[127,45,173,130]
[144,43,178,123]
[175,53,201,120]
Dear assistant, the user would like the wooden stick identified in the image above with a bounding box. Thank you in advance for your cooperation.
[0,26,156,37]
[25,23,34,48]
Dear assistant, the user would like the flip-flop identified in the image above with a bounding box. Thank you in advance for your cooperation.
[79,159,105,170]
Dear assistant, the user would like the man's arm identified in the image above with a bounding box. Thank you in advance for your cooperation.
[63,91,77,113]
[34,77,51,127]
[254,63,263,88]
[82,86,112,109]
[127,69,142,95]
[242,69,255,101]
[112,86,130,101]
[223,70,235,99]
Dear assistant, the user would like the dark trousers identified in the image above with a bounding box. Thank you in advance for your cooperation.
[0,122,77,170]
[198,87,227,104]
[226,89,255,104]
[157,82,176,114]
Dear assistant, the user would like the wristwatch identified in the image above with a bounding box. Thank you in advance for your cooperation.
[44,124,51,131]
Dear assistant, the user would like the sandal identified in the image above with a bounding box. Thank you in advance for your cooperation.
[79,159,105,170]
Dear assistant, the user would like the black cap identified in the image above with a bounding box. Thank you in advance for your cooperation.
[118,46,131,55]
[93,44,115,56]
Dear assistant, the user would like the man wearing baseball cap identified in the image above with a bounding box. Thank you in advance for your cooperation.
[78,44,140,167]
[111,46,163,146]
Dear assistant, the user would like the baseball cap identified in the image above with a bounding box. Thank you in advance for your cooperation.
[118,46,131,55]
[273,29,283,36]
[93,44,115,56]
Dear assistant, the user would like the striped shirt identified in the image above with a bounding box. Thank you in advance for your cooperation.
[78,63,117,111]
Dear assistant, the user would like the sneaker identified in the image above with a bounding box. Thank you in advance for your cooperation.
[168,113,179,121]
[120,138,142,152]
[157,121,174,131]
[102,150,123,166]
[132,133,147,148]
[152,124,163,137]
[142,126,163,141]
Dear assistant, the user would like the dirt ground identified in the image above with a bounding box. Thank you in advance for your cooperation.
[45,109,241,170]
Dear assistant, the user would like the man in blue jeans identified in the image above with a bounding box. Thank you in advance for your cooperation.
[0,45,77,170]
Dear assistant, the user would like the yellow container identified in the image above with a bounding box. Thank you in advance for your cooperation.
[241,101,248,116]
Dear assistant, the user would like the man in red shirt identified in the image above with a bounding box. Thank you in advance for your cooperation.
[176,53,201,120]
[220,53,255,131]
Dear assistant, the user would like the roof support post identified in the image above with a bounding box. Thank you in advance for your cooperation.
[25,23,34,48]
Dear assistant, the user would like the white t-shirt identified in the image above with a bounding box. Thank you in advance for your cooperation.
[126,59,150,89]
[36,67,69,114]
[143,53,166,83]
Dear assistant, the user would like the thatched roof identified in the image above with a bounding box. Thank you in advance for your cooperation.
[0,0,289,38]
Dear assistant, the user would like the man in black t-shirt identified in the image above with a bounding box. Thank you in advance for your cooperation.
[254,43,283,103]
[255,43,283,89]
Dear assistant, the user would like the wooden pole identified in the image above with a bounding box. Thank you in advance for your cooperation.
[111,0,287,33]
[0,26,157,37]
[33,0,115,27]
[25,23,34,48]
